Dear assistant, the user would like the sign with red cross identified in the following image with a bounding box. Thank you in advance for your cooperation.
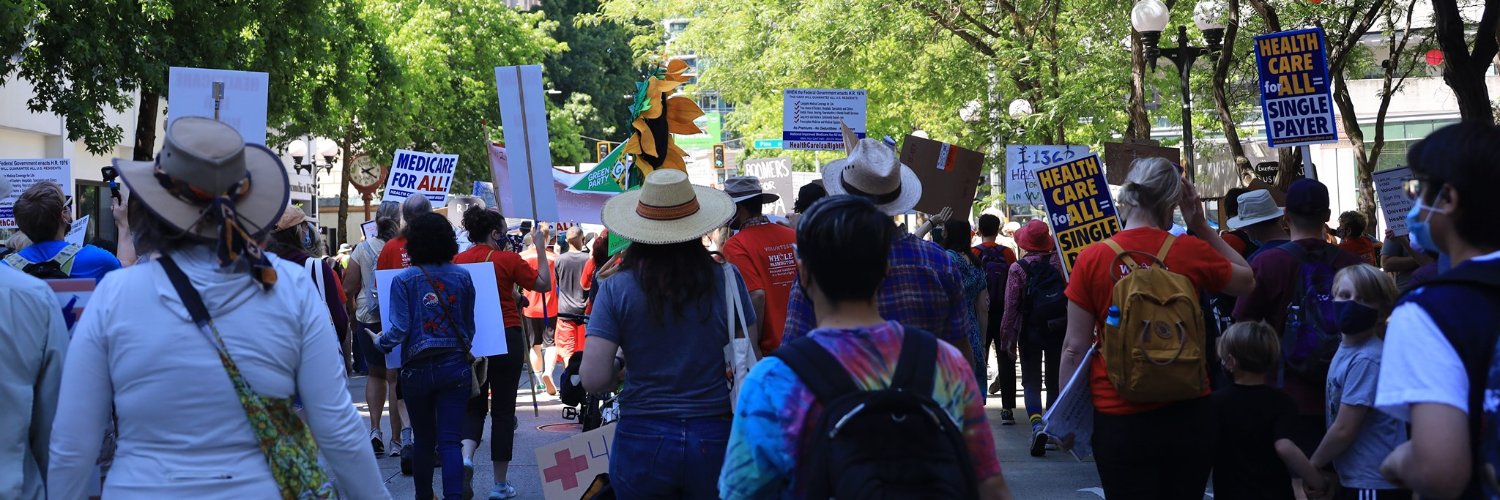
[535,423,616,500]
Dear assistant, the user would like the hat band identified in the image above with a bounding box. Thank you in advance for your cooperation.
[636,197,701,221]
[840,172,902,205]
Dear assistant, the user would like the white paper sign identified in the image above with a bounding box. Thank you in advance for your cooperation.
[1042,345,1096,461]
[381,149,457,208]
[375,262,509,368]
[536,423,616,500]
[1005,145,1091,205]
[167,67,270,144]
[64,215,89,246]
[495,65,561,222]
[360,220,378,242]
[1373,166,1414,237]
[0,158,72,229]
[782,89,867,151]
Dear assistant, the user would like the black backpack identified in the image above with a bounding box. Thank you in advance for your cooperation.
[1020,259,1068,339]
[771,327,979,499]
[974,245,1011,323]
[1278,242,1345,377]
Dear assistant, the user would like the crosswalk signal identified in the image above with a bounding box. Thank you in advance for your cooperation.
[713,144,726,169]
[597,141,612,162]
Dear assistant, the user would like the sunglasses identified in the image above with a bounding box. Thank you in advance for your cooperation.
[1402,178,1431,200]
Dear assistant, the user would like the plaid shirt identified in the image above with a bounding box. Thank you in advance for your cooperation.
[782,234,975,361]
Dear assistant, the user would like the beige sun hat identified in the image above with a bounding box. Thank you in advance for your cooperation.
[602,169,734,245]
[116,116,290,239]
[821,138,922,215]
[1228,189,1285,229]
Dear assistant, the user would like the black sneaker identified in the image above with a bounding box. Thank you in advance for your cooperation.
[400,445,413,476]
[1029,429,1048,457]
[999,409,1016,425]
[463,463,475,500]
[370,429,384,456]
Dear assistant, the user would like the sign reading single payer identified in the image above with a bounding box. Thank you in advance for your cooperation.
[1254,28,1338,148]
[1034,154,1120,278]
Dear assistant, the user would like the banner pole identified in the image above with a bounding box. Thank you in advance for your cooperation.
[1299,145,1316,181]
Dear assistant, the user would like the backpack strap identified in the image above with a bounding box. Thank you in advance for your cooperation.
[1102,239,1139,268]
[771,336,859,403]
[890,326,939,394]
[1155,235,1177,263]
[3,253,29,270]
[52,244,81,275]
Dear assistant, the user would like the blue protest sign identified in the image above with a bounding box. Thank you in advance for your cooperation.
[1254,28,1338,148]
[1034,154,1120,278]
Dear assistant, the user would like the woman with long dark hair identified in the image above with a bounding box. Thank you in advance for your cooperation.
[580,170,752,498]
[939,218,989,389]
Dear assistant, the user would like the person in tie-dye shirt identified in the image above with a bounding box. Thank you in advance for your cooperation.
[719,195,1012,499]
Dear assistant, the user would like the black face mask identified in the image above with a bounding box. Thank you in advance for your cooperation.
[1334,300,1379,334]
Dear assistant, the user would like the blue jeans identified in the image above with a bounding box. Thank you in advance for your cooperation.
[609,416,731,499]
[401,352,472,500]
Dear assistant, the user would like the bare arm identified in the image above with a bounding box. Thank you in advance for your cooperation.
[343,257,363,323]
[1056,301,1096,389]
[749,289,766,358]
[111,196,137,267]
[580,337,621,393]
[1381,403,1472,498]
[1309,403,1370,469]
[914,207,952,240]
[532,231,553,292]
[1276,439,1329,493]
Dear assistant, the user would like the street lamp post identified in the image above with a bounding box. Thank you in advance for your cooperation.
[291,138,340,240]
[1131,0,1225,181]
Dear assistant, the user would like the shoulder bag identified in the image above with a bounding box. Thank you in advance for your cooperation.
[417,265,488,399]
[158,255,335,500]
[721,264,755,410]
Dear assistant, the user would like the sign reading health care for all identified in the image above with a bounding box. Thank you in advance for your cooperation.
[1035,154,1120,277]
[1254,28,1338,147]
[381,149,457,208]
[782,89,867,151]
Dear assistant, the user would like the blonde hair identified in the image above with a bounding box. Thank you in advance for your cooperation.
[1333,264,1399,337]
[1219,321,1280,374]
[1117,157,1183,229]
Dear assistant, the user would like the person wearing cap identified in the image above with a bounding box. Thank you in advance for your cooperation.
[1233,178,1362,455]
[997,220,1067,457]
[580,169,755,498]
[781,138,977,365]
[1373,123,1500,499]
[722,175,798,356]
[343,201,408,459]
[1228,189,1292,263]
[47,117,385,499]
[266,205,351,372]
[2,181,122,281]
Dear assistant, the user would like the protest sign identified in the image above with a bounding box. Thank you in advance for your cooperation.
[1373,166,1414,237]
[0,158,72,229]
[739,157,794,216]
[900,136,984,215]
[381,149,457,208]
[48,279,95,331]
[167,67,270,144]
[1034,154,1120,277]
[495,65,561,221]
[782,89,867,151]
[1005,145,1090,206]
[535,423,616,500]
[1042,345,1096,461]
[1254,28,1338,148]
[1102,141,1181,186]
[64,215,89,246]
[360,220,378,242]
[375,262,509,368]
[492,144,613,225]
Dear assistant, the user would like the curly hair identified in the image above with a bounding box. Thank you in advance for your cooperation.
[405,213,458,266]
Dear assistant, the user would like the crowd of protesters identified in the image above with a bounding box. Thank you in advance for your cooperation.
[3,115,1498,500]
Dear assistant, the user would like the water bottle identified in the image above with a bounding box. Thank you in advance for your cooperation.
[1105,306,1122,328]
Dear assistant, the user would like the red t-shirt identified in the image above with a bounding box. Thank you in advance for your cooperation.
[521,250,558,318]
[1222,232,1249,256]
[723,222,798,353]
[1337,237,1379,266]
[454,246,538,329]
[581,257,598,315]
[970,241,1017,263]
[1063,227,1233,415]
[376,236,409,270]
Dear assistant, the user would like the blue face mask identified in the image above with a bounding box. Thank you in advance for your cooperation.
[1405,186,1448,254]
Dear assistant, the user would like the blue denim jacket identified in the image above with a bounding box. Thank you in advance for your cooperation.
[379,263,477,366]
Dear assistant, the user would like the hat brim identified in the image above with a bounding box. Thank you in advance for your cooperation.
[730,192,780,205]
[601,185,735,245]
[1227,208,1284,230]
[820,159,923,215]
[117,144,290,239]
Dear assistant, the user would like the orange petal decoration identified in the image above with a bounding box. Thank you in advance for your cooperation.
[664,58,692,83]
[665,96,704,135]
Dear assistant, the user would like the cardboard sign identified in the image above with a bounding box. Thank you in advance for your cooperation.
[739,157,794,216]
[0,158,72,229]
[374,262,509,369]
[167,67,270,144]
[495,65,561,221]
[1254,28,1338,148]
[360,220,378,242]
[492,144,613,225]
[782,89,867,151]
[1102,142,1181,186]
[1005,145,1090,206]
[535,423,616,500]
[1373,166,1414,237]
[1034,154,1120,277]
[900,136,983,215]
[64,215,89,246]
[381,149,457,208]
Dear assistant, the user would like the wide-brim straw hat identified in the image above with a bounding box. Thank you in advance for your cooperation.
[821,138,922,215]
[602,169,735,245]
[116,116,289,239]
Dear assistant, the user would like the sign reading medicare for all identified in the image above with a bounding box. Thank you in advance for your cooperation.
[381,149,458,208]
[1254,28,1338,148]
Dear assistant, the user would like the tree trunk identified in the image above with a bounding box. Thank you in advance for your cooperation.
[337,127,353,247]
[1212,0,1250,173]
[1432,0,1499,124]
[1127,30,1152,141]
[1275,147,1301,191]
[133,90,161,161]
[1332,69,1377,225]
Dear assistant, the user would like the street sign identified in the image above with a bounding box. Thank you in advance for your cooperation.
[782,89,867,151]
[753,139,783,150]
[1254,28,1338,148]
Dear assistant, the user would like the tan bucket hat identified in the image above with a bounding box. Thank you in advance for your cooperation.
[116,116,289,239]
[821,138,922,215]
[1228,189,1285,229]
[601,169,734,245]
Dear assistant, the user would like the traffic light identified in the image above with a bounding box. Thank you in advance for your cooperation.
[713,144,726,169]
[596,141,612,162]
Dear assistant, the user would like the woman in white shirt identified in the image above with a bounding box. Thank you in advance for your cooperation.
[47,117,386,499]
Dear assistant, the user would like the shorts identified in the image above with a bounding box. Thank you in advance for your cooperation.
[556,316,588,359]
[354,321,387,372]
[525,316,556,347]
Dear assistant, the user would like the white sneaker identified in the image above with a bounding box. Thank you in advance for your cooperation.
[489,482,518,500]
